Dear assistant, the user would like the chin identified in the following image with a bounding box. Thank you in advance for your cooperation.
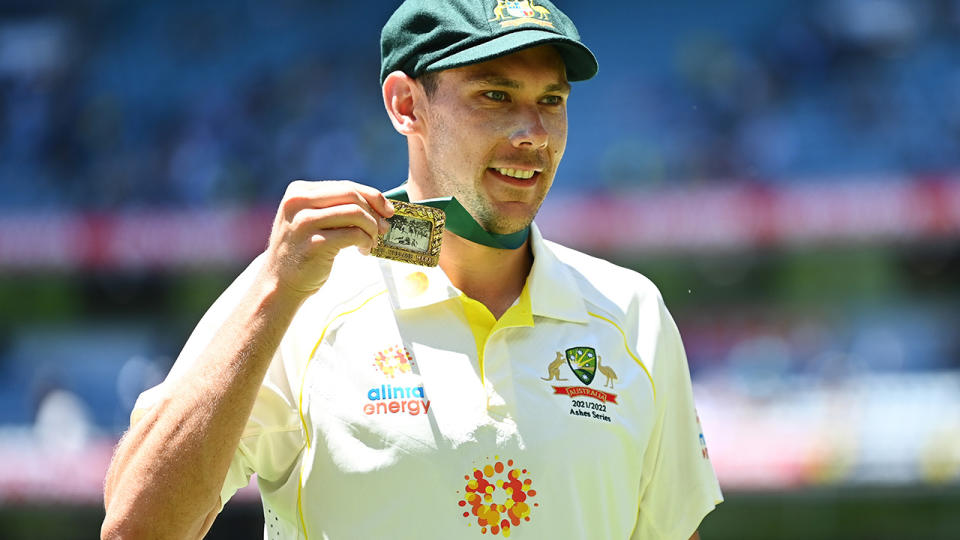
[483,214,536,235]
[471,196,541,233]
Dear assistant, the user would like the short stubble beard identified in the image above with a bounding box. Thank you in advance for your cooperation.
[422,116,540,236]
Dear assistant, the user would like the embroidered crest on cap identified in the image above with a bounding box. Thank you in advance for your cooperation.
[489,0,554,28]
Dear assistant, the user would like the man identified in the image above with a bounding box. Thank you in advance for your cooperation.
[102,1,722,538]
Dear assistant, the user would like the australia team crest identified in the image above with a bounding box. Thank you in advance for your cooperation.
[489,0,554,28]
[542,346,619,422]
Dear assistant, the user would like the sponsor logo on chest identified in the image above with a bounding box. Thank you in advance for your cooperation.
[363,345,431,416]
[456,456,539,537]
[364,383,430,416]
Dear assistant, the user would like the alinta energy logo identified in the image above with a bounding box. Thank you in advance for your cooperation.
[372,345,414,379]
[456,457,538,537]
[364,345,430,417]
[696,412,711,460]
[541,346,618,422]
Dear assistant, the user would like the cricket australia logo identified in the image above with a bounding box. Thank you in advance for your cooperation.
[565,346,598,385]
[489,0,554,28]
[542,346,618,422]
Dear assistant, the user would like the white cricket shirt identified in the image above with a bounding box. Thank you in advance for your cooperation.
[134,224,722,539]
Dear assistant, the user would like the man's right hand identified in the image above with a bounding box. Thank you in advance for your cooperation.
[101,180,395,539]
[262,180,395,299]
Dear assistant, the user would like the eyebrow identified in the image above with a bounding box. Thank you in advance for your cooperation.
[465,75,521,89]
[544,81,572,93]
[464,74,571,93]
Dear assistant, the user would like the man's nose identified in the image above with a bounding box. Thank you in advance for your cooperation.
[509,106,548,149]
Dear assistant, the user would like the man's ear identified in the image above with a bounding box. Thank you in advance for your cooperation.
[382,70,424,136]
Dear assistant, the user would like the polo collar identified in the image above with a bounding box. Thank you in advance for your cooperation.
[380,223,589,323]
[527,223,590,323]
[379,255,458,311]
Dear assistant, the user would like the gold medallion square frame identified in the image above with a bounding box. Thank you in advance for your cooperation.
[371,200,445,267]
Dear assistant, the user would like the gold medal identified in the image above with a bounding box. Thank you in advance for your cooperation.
[371,200,445,266]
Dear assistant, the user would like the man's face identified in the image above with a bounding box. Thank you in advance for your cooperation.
[414,45,570,235]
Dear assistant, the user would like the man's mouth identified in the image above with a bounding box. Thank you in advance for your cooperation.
[492,167,538,180]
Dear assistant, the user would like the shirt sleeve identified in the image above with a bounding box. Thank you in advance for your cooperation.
[130,254,304,510]
[218,350,303,508]
[631,298,722,540]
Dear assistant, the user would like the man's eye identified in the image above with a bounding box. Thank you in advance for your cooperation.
[540,95,563,105]
[483,90,509,102]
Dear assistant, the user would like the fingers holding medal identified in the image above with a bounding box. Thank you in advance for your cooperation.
[264,180,396,296]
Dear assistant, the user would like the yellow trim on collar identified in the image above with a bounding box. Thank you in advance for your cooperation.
[459,283,534,384]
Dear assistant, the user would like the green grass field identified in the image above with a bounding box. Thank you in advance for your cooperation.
[3,486,958,539]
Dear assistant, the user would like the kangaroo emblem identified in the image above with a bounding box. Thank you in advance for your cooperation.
[541,351,569,381]
[531,3,551,19]
[489,0,506,22]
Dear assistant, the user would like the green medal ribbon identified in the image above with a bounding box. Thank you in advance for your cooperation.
[383,185,529,250]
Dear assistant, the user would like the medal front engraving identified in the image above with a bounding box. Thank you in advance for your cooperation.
[371,200,445,266]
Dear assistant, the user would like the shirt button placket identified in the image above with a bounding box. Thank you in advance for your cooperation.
[483,336,512,417]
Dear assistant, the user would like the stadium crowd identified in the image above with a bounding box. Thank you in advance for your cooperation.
[2,0,959,209]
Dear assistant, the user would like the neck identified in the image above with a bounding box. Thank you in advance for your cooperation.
[439,230,532,319]
[403,167,533,317]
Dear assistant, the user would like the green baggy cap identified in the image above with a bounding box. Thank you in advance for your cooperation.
[380,0,598,85]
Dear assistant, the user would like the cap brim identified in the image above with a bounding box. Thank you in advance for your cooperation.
[423,29,598,82]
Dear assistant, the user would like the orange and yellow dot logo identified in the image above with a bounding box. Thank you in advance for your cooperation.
[457,458,538,537]
[372,345,414,378]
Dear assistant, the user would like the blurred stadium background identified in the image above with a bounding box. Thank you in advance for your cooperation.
[1,0,959,538]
